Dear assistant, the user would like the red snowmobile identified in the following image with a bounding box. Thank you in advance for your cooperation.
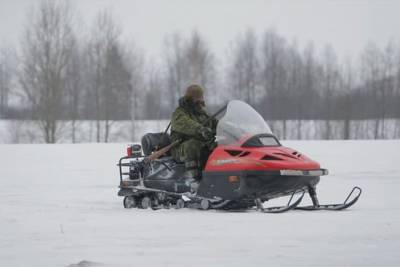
[117,100,361,212]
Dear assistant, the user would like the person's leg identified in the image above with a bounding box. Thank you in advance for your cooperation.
[199,141,217,169]
[179,139,204,180]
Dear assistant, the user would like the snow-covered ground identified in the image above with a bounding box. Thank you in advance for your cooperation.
[0,140,399,267]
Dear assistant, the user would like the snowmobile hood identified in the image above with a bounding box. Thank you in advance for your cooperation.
[207,100,322,172]
[205,145,321,172]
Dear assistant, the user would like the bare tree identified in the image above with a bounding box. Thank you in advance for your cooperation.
[340,60,355,139]
[102,44,132,142]
[185,30,216,101]
[284,41,303,139]
[144,64,164,119]
[395,43,400,136]
[360,43,384,139]
[19,0,75,143]
[260,29,288,133]
[125,43,145,121]
[65,37,82,143]
[5,5,400,143]
[381,41,397,138]
[297,43,318,139]
[164,33,187,109]
[0,46,15,117]
[320,45,340,139]
[164,31,216,108]
[227,29,259,106]
[86,10,122,142]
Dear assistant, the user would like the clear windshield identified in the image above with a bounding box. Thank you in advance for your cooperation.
[216,100,273,145]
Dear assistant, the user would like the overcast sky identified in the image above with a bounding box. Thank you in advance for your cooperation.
[1,0,400,61]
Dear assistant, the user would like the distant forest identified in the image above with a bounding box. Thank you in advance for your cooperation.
[0,0,400,143]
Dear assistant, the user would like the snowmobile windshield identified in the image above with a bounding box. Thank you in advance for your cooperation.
[216,100,273,145]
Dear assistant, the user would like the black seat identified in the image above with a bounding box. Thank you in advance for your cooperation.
[141,132,172,156]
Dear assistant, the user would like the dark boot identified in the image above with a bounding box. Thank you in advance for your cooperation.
[183,161,200,178]
[183,161,201,193]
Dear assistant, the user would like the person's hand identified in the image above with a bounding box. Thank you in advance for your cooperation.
[200,127,214,140]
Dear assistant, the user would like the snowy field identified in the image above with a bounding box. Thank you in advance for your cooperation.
[1,140,400,267]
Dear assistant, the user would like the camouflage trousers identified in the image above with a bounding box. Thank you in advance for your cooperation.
[171,139,213,179]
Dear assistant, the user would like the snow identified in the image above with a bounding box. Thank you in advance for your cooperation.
[1,140,400,267]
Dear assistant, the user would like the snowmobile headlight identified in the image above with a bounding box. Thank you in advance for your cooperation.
[228,175,240,183]
[280,169,328,176]
[280,170,303,176]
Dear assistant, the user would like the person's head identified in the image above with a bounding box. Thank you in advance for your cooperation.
[184,84,205,112]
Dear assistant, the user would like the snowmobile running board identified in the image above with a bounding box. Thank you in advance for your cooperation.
[295,186,362,211]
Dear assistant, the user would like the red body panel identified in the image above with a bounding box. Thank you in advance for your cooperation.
[205,145,320,172]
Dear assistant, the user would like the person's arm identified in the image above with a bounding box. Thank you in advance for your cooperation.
[171,108,203,138]
[210,117,218,132]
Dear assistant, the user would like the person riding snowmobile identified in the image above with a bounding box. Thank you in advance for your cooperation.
[170,84,218,184]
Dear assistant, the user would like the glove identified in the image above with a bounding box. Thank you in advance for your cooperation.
[200,127,214,140]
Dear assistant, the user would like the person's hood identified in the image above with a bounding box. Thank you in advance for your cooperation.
[178,97,194,113]
[178,96,207,115]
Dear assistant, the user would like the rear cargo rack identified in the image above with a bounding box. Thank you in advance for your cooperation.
[117,155,144,183]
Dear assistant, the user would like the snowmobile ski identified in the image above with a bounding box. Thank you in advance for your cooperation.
[295,186,362,211]
[255,190,305,213]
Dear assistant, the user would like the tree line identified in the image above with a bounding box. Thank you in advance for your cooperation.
[0,0,399,143]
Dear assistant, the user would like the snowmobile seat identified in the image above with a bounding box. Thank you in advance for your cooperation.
[141,132,172,157]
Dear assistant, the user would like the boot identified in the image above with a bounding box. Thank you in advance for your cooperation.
[183,161,200,178]
[183,161,201,193]
[189,180,199,194]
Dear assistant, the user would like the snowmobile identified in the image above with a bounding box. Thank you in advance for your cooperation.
[117,100,361,213]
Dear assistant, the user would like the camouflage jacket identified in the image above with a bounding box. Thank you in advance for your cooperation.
[170,97,217,143]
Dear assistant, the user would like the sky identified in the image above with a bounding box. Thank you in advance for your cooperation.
[1,0,400,62]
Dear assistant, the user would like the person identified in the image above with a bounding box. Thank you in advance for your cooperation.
[170,84,218,184]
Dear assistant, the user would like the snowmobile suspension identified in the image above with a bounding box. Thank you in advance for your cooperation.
[308,186,320,207]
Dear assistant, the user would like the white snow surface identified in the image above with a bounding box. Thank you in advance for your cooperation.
[0,140,399,267]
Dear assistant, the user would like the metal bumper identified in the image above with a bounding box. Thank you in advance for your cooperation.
[279,169,329,177]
